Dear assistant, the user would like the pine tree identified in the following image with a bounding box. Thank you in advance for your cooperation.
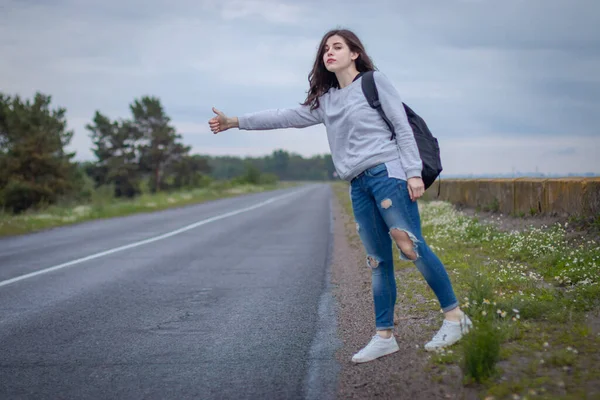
[86,112,142,197]
[0,92,77,212]
[130,96,190,192]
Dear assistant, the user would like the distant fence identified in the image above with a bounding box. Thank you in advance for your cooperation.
[423,178,600,217]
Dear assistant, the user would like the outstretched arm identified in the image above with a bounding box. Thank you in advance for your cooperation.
[209,105,323,134]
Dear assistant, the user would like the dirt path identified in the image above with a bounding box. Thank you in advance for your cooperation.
[330,193,478,399]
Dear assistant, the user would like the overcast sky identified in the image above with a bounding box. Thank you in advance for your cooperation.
[1,0,599,175]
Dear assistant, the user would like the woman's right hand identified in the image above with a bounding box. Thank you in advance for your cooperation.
[209,107,238,134]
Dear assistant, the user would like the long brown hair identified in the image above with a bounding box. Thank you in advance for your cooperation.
[302,29,376,111]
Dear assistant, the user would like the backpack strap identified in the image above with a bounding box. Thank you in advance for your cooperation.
[361,71,396,141]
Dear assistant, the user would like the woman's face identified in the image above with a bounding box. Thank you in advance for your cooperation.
[322,34,358,73]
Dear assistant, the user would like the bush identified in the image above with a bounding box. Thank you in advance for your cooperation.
[230,166,278,186]
[193,174,213,188]
[138,177,152,195]
[72,168,96,201]
[461,265,501,383]
[0,180,55,213]
[91,184,115,212]
[259,173,279,185]
[462,318,501,383]
[239,164,261,184]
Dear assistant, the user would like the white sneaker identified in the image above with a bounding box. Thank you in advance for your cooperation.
[424,314,473,351]
[351,334,400,363]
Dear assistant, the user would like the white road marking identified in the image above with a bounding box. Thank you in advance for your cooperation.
[0,190,303,289]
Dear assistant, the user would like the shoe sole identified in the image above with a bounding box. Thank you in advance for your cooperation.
[351,346,400,363]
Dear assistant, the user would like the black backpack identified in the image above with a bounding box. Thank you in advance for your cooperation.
[360,70,442,191]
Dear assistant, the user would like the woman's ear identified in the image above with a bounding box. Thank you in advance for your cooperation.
[351,52,359,61]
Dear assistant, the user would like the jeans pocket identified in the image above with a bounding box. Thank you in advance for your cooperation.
[396,179,411,199]
[396,178,408,188]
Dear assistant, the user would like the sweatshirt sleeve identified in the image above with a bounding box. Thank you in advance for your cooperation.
[373,71,423,179]
[238,104,323,131]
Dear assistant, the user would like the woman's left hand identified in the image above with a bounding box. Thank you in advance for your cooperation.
[407,177,425,202]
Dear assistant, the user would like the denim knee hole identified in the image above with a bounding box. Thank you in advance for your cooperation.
[389,228,420,261]
[366,255,380,268]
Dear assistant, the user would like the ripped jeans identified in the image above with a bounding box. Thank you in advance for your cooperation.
[350,163,459,330]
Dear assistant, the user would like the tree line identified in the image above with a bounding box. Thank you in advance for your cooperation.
[0,91,335,213]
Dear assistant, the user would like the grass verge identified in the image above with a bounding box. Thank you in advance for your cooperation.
[0,181,299,237]
[331,181,600,400]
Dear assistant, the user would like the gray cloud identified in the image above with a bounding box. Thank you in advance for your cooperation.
[389,0,600,52]
[1,0,598,174]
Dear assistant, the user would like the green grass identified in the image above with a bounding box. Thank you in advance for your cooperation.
[331,182,600,399]
[419,200,600,397]
[0,181,299,237]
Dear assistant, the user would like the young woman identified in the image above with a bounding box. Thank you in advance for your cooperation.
[208,28,472,363]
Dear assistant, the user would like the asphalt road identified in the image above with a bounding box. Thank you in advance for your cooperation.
[0,184,340,400]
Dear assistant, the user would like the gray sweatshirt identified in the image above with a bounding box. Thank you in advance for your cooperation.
[237,71,422,182]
